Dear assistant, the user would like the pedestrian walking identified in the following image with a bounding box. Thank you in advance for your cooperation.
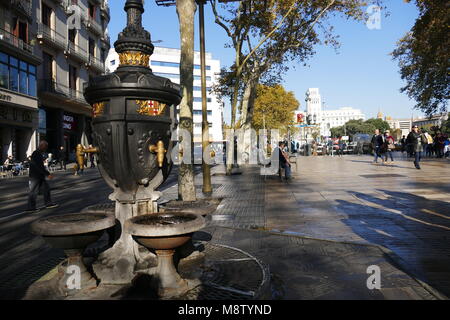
[406,125,427,170]
[58,146,67,170]
[400,135,406,154]
[371,129,385,164]
[89,144,96,168]
[337,137,344,157]
[423,132,434,158]
[275,142,292,181]
[383,130,395,163]
[25,140,59,213]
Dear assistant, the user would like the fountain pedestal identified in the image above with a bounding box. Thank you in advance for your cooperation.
[125,212,205,299]
[83,0,181,286]
[29,212,115,297]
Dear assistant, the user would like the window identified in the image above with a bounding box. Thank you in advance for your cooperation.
[193,110,212,116]
[68,28,76,43]
[19,60,27,94]
[42,4,52,27]
[193,86,212,91]
[9,56,18,92]
[110,60,115,66]
[89,37,95,56]
[153,72,212,81]
[0,52,37,96]
[17,21,28,42]
[69,65,77,90]
[43,52,54,80]
[151,60,211,70]
[89,4,96,19]
[193,97,212,103]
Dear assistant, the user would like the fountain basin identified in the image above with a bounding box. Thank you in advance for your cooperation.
[31,212,116,296]
[125,212,205,298]
[125,212,205,244]
[32,212,115,250]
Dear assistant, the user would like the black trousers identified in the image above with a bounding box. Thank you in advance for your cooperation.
[60,159,66,170]
[28,178,51,210]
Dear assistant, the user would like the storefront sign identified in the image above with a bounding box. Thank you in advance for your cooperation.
[0,93,12,102]
[63,114,77,131]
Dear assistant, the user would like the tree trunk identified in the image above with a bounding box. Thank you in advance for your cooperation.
[176,0,197,201]
[238,66,260,164]
[226,76,241,175]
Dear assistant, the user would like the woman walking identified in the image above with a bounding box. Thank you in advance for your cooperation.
[383,130,395,163]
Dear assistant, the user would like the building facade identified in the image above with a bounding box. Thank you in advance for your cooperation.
[0,0,41,162]
[35,0,110,160]
[385,117,412,138]
[0,0,110,163]
[304,88,366,137]
[106,46,224,146]
[412,113,449,130]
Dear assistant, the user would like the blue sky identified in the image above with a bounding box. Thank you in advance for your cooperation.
[108,1,422,122]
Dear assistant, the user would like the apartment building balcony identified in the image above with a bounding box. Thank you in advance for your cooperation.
[87,55,104,74]
[100,2,110,21]
[84,16,103,36]
[100,33,110,48]
[36,23,67,51]
[49,0,64,5]
[38,79,89,108]
[7,0,33,21]
[64,42,88,64]
[0,28,41,65]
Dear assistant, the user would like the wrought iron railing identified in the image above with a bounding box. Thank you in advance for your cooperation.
[37,23,67,50]
[101,1,110,18]
[88,55,104,73]
[0,28,34,54]
[11,0,33,19]
[39,79,87,105]
[66,41,88,62]
[85,16,103,36]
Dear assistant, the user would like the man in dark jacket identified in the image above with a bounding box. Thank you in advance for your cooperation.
[58,145,67,170]
[26,140,58,213]
[371,129,385,163]
[407,125,426,169]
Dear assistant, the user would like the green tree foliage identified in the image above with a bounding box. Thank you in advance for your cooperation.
[252,84,299,130]
[330,118,390,138]
[392,0,449,115]
[365,118,391,133]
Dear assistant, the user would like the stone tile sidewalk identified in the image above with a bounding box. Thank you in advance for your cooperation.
[162,159,448,299]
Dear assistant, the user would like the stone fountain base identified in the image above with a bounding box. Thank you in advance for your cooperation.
[23,242,270,300]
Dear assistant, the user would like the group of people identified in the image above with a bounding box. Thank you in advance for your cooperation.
[400,131,450,159]
[371,125,449,170]
[2,155,26,175]
[371,129,396,164]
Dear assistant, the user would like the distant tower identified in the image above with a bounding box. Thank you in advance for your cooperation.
[306,88,322,115]
[377,109,383,119]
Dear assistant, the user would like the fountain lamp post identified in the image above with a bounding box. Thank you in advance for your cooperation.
[83,0,182,284]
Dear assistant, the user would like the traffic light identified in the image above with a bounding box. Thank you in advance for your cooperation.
[297,113,304,124]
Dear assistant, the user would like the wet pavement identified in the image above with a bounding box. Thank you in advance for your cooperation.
[264,154,450,297]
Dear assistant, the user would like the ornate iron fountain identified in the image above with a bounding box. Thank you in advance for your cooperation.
[82,0,186,285]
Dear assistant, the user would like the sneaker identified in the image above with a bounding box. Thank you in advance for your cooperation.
[24,208,40,214]
[45,203,59,209]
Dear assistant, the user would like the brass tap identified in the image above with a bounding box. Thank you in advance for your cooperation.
[149,140,166,168]
[76,144,99,171]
